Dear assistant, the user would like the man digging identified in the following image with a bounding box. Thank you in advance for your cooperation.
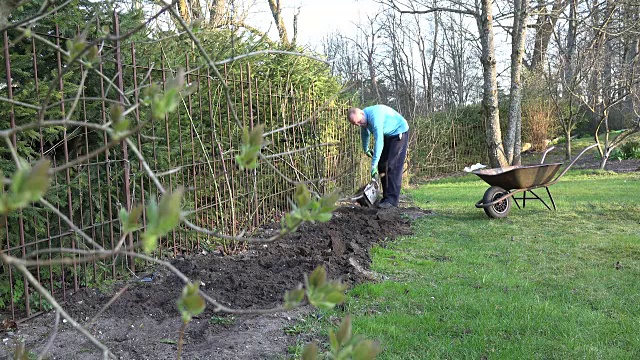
[347,105,409,209]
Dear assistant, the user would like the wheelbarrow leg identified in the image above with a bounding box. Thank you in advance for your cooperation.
[527,189,553,211]
[512,193,521,209]
[545,186,557,210]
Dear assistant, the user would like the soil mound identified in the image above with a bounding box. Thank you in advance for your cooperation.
[0,206,430,360]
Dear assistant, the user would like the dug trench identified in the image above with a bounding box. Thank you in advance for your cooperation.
[0,205,431,359]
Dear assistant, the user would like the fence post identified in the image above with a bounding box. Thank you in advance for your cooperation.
[54,21,79,295]
[3,30,22,319]
[113,11,135,271]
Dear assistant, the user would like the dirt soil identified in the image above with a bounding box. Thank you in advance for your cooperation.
[0,206,431,360]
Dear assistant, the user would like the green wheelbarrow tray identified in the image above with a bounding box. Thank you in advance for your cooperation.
[472,143,598,219]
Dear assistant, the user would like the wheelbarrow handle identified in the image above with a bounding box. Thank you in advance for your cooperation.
[541,146,556,164]
[550,143,599,184]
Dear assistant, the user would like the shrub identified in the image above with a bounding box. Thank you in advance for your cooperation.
[611,141,640,160]
[523,101,557,152]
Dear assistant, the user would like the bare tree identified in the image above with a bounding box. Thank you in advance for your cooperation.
[413,11,438,112]
[266,0,290,46]
[505,0,529,165]
[352,12,384,103]
[527,0,567,71]
[378,0,508,166]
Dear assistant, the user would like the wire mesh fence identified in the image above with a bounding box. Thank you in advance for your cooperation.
[409,116,488,179]
[0,16,370,320]
[1,13,488,321]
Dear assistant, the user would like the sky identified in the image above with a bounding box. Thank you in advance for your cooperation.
[247,0,381,48]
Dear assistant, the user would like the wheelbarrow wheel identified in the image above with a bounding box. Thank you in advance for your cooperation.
[482,186,512,219]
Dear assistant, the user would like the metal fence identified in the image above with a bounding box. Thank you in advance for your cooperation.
[410,117,488,178]
[0,13,372,321]
[1,13,488,321]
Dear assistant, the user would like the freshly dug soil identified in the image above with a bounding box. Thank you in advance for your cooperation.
[0,206,430,360]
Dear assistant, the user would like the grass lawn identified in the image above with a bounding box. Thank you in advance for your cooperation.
[314,170,640,359]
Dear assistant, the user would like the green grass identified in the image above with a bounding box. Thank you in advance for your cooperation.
[320,171,640,359]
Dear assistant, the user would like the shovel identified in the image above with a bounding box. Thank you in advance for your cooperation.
[351,178,380,207]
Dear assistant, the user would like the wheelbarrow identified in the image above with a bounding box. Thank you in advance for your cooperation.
[473,144,598,218]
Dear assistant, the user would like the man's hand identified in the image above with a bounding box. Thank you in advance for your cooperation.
[371,168,378,179]
[364,149,373,158]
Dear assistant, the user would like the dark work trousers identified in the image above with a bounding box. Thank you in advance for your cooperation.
[378,131,409,206]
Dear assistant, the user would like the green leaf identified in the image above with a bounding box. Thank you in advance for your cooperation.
[336,316,352,346]
[166,68,185,91]
[294,184,311,208]
[120,205,143,234]
[19,159,50,202]
[353,340,381,360]
[235,125,265,170]
[156,187,183,234]
[301,342,319,360]
[163,88,180,114]
[110,104,130,135]
[142,233,157,254]
[307,266,326,289]
[66,34,87,62]
[329,330,339,353]
[87,45,99,62]
[3,160,51,213]
[284,287,305,309]
[315,212,332,223]
[325,290,346,305]
[320,190,339,213]
[177,282,206,322]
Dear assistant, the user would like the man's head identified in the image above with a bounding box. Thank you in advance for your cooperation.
[347,107,367,127]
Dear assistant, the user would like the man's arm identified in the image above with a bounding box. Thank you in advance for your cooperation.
[361,127,370,153]
[370,125,385,169]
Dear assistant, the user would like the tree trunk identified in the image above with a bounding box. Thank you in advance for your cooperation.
[428,12,439,111]
[266,0,290,47]
[368,44,381,103]
[564,128,572,160]
[563,0,577,88]
[477,0,508,167]
[529,0,566,70]
[208,0,226,26]
[418,35,429,106]
[505,0,529,165]
[178,0,202,23]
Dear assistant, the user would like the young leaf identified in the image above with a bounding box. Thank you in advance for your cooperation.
[110,104,130,135]
[294,184,311,208]
[301,342,319,360]
[329,330,339,353]
[177,282,206,322]
[119,205,143,234]
[166,68,185,91]
[336,315,352,346]
[142,233,158,254]
[235,125,265,170]
[325,289,347,305]
[156,187,183,235]
[284,287,305,310]
[20,159,50,202]
[307,266,326,289]
[319,190,339,213]
[353,339,381,360]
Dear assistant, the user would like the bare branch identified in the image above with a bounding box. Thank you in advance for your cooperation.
[0,252,115,359]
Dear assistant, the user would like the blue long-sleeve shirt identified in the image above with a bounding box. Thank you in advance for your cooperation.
[361,105,409,169]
